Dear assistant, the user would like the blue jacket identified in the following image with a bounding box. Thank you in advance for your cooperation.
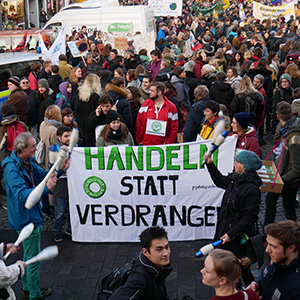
[2,151,50,230]
[157,28,166,42]
[257,256,300,300]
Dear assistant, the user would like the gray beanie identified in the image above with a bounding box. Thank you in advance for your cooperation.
[38,78,49,89]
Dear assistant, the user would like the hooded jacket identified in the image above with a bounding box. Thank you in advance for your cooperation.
[3,88,28,124]
[206,162,262,257]
[185,71,200,103]
[55,82,70,109]
[171,75,191,109]
[37,89,55,128]
[110,252,173,300]
[229,126,262,158]
[257,256,300,300]
[209,81,235,112]
[105,83,132,129]
[226,76,242,94]
[136,96,178,145]
[124,55,143,71]
[48,74,63,96]
[147,58,162,82]
[2,151,50,230]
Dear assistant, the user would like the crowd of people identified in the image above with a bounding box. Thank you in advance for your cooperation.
[1,1,300,299]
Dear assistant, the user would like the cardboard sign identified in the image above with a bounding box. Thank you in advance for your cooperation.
[67,38,89,58]
[114,37,128,50]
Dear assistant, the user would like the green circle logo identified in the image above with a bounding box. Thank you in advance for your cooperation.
[151,121,162,132]
[83,176,106,198]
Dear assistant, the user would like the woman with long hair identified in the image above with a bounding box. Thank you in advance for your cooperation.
[267,51,280,83]
[226,67,242,93]
[201,249,259,299]
[228,51,244,75]
[146,49,162,81]
[231,76,264,124]
[192,49,208,79]
[39,105,62,169]
[96,110,134,146]
[69,66,82,109]
[285,63,300,89]
[126,69,140,88]
[240,61,254,77]
[204,150,263,287]
[74,73,102,146]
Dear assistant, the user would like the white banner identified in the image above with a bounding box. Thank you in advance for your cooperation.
[149,0,183,16]
[253,1,295,20]
[68,137,237,242]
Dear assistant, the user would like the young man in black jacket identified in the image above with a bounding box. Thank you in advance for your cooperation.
[110,226,173,300]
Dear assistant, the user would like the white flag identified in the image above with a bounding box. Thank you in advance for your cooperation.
[239,4,246,20]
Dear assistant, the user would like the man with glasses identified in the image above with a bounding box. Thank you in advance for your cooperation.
[20,77,38,140]
[264,101,300,227]
[2,76,28,124]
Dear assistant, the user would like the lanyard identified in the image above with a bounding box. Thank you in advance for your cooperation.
[155,103,163,119]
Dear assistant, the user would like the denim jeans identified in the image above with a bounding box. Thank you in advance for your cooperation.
[18,226,42,300]
[53,196,70,235]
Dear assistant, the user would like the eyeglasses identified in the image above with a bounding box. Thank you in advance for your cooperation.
[21,81,29,84]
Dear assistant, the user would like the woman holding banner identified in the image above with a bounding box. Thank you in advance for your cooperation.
[204,150,262,286]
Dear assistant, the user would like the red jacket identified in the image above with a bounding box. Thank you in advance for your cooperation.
[136,96,179,145]
[28,72,38,91]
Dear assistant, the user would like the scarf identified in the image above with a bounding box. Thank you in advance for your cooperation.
[44,117,62,128]
[280,115,297,136]
[108,128,123,141]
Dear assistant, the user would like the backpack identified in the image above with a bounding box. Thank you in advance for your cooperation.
[35,139,46,165]
[54,92,70,110]
[98,260,153,300]
[6,121,26,151]
[244,94,258,114]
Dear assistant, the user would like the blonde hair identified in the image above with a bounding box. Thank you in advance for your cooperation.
[44,105,62,123]
[236,76,258,95]
[69,67,81,84]
[79,73,102,102]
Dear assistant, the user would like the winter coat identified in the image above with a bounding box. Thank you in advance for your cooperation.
[39,68,51,80]
[85,111,108,146]
[206,162,262,258]
[193,60,204,79]
[229,126,262,158]
[24,88,38,126]
[199,73,216,90]
[171,75,191,109]
[210,290,259,300]
[105,83,132,130]
[276,116,300,188]
[183,99,210,142]
[37,90,55,128]
[185,71,200,103]
[96,131,135,147]
[74,92,99,146]
[124,55,142,71]
[48,74,63,97]
[55,82,71,109]
[199,116,222,140]
[3,88,28,124]
[2,150,51,230]
[136,96,178,145]
[209,81,235,112]
[110,252,172,300]
[272,86,294,107]
[165,88,182,130]
[147,59,162,81]
[291,76,300,89]
[231,92,264,121]
[157,28,166,41]
[84,62,102,75]
[257,257,300,300]
[58,61,72,80]
[127,79,141,88]
[226,76,242,94]
[28,71,39,91]
[138,86,150,102]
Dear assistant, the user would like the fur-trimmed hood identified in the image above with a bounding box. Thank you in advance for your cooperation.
[105,83,129,99]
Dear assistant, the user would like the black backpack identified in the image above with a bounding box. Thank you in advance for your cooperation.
[98,260,153,300]
[244,94,258,114]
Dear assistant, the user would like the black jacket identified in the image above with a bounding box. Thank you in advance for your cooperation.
[124,55,142,71]
[48,74,63,97]
[209,81,235,111]
[185,71,200,104]
[110,252,173,300]
[25,88,38,126]
[207,162,261,257]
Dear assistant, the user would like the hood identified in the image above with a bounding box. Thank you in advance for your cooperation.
[1,114,18,125]
[59,81,69,98]
[105,83,129,99]
[212,81,232,91]
[171,75,184,84]
[100,70,113,89]
[226,76,241,84]
[2,149,35,169]
[239,125,257,138]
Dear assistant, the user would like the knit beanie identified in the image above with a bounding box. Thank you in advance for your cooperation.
[106,110,121,125]
[38,78,50,89]
[173,66,184,77]
[8,76,20,87]
[279,74,291,85]
[233,112,255,129]
[234,150,262,172]
[184,60,195,73]
[204,100,220,114]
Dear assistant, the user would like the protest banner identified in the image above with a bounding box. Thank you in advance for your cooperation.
[149,0,183,16]
[253,1,295,20]
[192,0,223,16]
[114,37,128,50]
[67,38,89,58]
[68,137,237,242]
[0,90,10,108]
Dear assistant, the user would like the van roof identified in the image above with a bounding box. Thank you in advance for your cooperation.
[0,52,48,66]
[61,0,119,10]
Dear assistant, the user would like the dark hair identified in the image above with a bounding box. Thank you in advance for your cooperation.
[61,107,73,119]
[99,94,113,105]
[139,226,168,252]
[111,76,125,87]
[256,57,268,70]
[81,25,87,29]
[2,104,15,117]
[57,126,72,137]
[127,86,141,101]
[265,220,300,252]
[100,121,129,142]
[253,47,262,58]
[114,67,124,77]
[277,101,292,121]
[143,74,153,82]
[59,54,67,61]
[126,69,137,82]
[227,66,238,77]
[268,51,277,64]
[51,65,59,73]
[31,62,42,72]
[293,87,300,99]
[150,49,161,58]
[151,82,166,94]
[138,49,148,56]
[113,55,124,65]
[110,49,118,55]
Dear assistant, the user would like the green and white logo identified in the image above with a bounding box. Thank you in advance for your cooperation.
[108,22,134,33]
[151,121,162,132]
[84,176,106,198]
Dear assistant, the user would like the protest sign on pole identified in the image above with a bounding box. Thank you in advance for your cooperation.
[67,38,89,58]
[253,1,295,20]
[68,137,237,242]
[149,0,183,16]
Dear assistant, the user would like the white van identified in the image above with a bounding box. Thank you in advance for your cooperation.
[44,0,156,53]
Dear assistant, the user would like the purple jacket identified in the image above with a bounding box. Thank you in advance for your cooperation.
[147,59,162,82]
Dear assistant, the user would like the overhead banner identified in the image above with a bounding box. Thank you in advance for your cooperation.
[149,0,183,16]
[253,1,295,20]
[68,137,236,242]
[192,0,223,16]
